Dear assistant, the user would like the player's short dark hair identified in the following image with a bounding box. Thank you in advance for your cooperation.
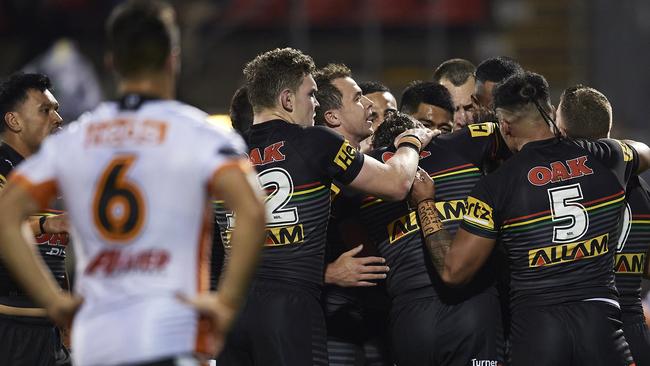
[243,48,315,113]
[106,0,179,79]
[493,71,551,114]
[372,111,418,149]
[559,85,611,139]
[475,57,523,83]
[313,63,352,126]
[358,81,390,95]
[399,81,454,115]
[229,86,253,134]
[432,58,476,86]
[0,72,52,133]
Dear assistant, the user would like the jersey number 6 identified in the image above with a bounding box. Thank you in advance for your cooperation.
[93,155,145,242]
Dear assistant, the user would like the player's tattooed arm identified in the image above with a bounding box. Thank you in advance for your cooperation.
[409,169,451,275]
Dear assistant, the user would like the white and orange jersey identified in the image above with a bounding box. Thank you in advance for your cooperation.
[12,97,246,366]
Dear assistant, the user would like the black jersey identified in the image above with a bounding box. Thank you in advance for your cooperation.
[462,137,638,310]
[358,123,510,299]
[0,143,68,307]
[615,175,650,318]
[214,120,364,290]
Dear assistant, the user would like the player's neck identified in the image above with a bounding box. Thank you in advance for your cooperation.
[253,109,299,126]
[1,134,34,159]
[118,75,174,100]
[516,126,556,151]
[332,127,361,149]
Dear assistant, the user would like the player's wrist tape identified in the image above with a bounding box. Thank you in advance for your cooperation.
[397,135,422,152]
[416,199,443,237]
[38,216,47,236]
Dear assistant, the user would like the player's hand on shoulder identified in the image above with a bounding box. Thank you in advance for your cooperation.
[325,244,389,287]
[409,167,435,207]
[47,293,82,328]
[394,127,438,151]
[43,214,69,234]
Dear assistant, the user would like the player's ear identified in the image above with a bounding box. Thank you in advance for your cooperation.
[280,89,293,113]
[4,112,21,133]
[323,110,340,128]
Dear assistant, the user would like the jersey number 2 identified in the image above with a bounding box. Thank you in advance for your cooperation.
[93,155,145,242]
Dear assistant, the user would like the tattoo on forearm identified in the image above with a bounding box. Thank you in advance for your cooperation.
[416,199,452,274]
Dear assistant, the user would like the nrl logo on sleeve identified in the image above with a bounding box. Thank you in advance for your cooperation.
[464,196,494,230]
[468,122,495,137]
[334,140,357,171]
[528,234,608,267]
[527,156,594,186]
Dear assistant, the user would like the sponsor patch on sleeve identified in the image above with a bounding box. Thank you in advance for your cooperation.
[334,140,357,171]
[469,122,495,137]
[615,140,633,162]
[463,196,495,230]
[0,174,6,190]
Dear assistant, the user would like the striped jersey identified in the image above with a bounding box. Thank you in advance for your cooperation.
[12,95,246,365]
[616,175,650,319]
[358,123,510,299]
[214,119,364,291]
[461,137,638,310]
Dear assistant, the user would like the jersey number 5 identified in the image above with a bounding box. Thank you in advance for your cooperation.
[93,155,145,242]
[547,183,589,243]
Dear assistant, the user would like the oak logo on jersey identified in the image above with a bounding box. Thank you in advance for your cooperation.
[387,211,419,243]
[615,253,645,274]
[528,233,608,267]
[527,156,594,186]
[469,122,495,137]
[248,141,286,166]
[223,224,304,247]
[381,150,432,162]
[464,196,494,230]
[334,140,357,171]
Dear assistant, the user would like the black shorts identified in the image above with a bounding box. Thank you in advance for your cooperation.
[216,280,328,366]
[510,301,634,366]
[390,287,503,366]
[622,313,650,366]
[324,287,391,366]
[0,314,66,366]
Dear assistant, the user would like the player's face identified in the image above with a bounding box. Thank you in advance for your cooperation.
[409,103,453,134]
[332,77,374,142]
[365,91,397,132]
[441,76,477,130]
[293,74,319,126]
[473,80,496,109]
[15,89,63,153]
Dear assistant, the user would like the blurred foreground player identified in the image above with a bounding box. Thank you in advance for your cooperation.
[214,48,433,366]
[414,71,650,365]
[0,72,70,366]
[556,85,650,366]
[0,1,266,365]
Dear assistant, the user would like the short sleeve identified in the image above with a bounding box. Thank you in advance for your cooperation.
[574,138,638,188]
[203,128,249,184]
[435,122,511,170]
[11,136,60,208]
[460,177,500,239]
[296,126,364,185]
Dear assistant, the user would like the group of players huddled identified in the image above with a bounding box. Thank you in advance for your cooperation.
[0,0,648,366]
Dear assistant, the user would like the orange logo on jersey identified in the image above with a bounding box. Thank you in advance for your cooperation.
[84,248,170,275]
[248,141,286,166]
[615,253,645,274]
[528,234,608,267]
[527,156,594,186]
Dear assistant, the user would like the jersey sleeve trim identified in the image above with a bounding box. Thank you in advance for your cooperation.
[9,174,58,210]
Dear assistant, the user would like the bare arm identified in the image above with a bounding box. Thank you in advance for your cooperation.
[348,128,435,201]
[409,169,496,286]
[0,181,80,324]
[623,140,650,173]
